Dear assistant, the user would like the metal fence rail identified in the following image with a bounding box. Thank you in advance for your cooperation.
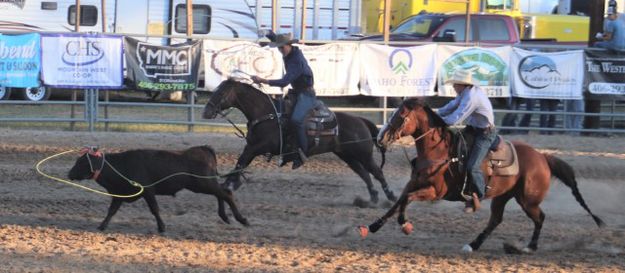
[1,89,624,135]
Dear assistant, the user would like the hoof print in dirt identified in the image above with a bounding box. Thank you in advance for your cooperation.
[503,242,526,255]
[353,196,374,208]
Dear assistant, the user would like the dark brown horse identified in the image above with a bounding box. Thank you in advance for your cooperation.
[359,98,604,253]
[202,79,397,203]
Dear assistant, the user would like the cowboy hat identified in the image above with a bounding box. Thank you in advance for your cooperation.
[444,69,477,86]
[269,33,299,47]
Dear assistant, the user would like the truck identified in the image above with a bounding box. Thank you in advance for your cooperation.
[0,0,362,100]
[359,13,520,45]
[361,0,592,45]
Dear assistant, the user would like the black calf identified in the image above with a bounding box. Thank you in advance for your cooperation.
[68,146,248,232]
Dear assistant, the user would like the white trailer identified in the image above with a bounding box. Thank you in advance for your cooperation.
[0,0,360,100]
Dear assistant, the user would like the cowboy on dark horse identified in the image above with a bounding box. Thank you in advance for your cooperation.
[251,32,315,169]
[438,69,497,213]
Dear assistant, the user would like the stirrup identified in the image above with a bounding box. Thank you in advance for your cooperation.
[297,148,308,163]
[461,191,473,201]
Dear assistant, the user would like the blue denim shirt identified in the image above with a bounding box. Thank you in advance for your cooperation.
[437,85,494,128]
[604,14,625,51]
[267,46,314,90]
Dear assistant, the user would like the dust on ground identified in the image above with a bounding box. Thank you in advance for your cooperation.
[0,129,624,272]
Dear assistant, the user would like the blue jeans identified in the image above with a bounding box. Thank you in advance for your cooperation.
[539,99,560,135]
[564,99,584,135]
[290,91,316,152]
[466,127,497,199]
[501,97,535,134]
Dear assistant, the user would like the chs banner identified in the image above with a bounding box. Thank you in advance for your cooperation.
[125,37,202,92]
[41,34,123,88]
[584,49,625,98]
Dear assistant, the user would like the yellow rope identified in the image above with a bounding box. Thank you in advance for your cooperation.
[35,149,145,198]
[36,149,247,198]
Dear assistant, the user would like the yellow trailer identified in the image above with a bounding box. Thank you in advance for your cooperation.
[362,0,590,43]
[362,0,481,34]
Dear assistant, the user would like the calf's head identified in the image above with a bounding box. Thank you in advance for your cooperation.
[68,147,104,181]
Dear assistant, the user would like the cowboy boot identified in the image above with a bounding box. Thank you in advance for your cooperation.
[463,192,481,214]
[291,148,307,170]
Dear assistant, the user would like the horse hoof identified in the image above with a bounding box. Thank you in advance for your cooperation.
[401,222,413,235]
[462,244,473,253]
[358,226,369,239]
[522,247,535,254]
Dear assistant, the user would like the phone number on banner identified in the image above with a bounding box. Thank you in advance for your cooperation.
[137,82,196,91]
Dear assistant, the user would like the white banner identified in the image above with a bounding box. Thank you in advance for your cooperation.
[437,46,511,97]
[512,48,583,99]
[298,43,360,96]
[41,34,123,88]
[359,44,437,97]
[203,40,283,94]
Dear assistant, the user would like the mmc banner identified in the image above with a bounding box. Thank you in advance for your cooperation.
[0,33,40,88]
[360,44,437,97]
[584,49,625,97]
[41,34,123,88]
[203,40,283,94]
[125,37,202,92]
[512,48,583,99]
[437,46,510,97]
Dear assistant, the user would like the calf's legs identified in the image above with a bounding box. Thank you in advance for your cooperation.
[99,198,123,231]
[143,193,166,233]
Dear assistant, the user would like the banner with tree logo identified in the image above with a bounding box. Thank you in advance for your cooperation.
[512,48,583,99]
[41,34,123,88]
[359,44,437,97]
[437,46,511,97]
[125,37,202,92]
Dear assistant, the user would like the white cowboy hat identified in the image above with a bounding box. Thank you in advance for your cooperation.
[444,69,477,86]
[268,33,299,47]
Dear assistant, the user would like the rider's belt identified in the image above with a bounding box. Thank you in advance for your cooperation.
[467,125,495,133]
[291,87,315,95]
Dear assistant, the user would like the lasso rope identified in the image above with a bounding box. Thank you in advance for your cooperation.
[35,150,145,198]
[35,149,248,198]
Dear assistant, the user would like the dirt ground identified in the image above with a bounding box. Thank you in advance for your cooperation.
[0,128,624,272]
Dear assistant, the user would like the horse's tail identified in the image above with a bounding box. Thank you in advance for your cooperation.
[544,154,605,228]
[360,117,386,169]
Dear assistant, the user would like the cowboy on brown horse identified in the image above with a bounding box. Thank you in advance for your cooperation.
[437,69,496,213]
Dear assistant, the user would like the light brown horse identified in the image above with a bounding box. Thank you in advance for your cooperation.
[359,98,604,253]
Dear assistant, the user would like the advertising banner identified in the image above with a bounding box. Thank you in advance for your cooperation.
[584,49,625,97]
[41,34,123,88]
[360,44,437,97]
[203,40,283,94]
[437,46,511,97]
[511,48,583,99]
[125,37,202,92]
[0,33,40,88]
[298,43,360,96]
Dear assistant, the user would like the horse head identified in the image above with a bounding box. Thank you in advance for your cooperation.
[202,79,258,119]
[378,98,447,147]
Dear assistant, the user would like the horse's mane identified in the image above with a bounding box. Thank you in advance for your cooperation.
[402,98,448,129]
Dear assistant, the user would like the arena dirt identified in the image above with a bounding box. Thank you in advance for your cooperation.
[0,129,623,272]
